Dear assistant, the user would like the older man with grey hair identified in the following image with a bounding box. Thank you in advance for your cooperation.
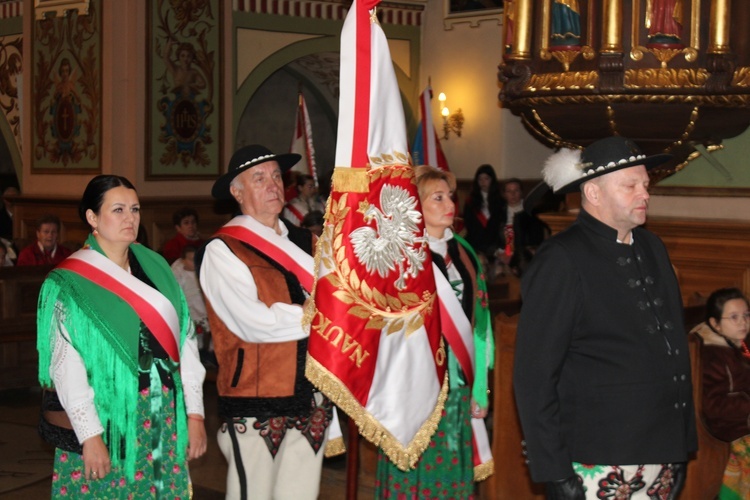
[196,145,332,500]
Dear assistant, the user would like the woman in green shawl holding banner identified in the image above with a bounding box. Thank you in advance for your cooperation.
[37,175,206,499]
[375,165,494,497]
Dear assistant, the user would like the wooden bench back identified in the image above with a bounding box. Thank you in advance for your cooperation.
[0,265,51,390]
[682,332,730,499]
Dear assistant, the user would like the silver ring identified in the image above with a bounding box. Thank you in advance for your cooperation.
[92,471,98,478]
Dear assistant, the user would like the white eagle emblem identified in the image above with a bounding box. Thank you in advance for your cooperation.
[350,184,427,291]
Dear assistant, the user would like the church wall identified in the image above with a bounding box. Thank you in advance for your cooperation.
[10,0,750,225]
[419,0,552,182]
[20,0,228,200]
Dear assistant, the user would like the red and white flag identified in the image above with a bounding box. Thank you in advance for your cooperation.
[412,85,450,173]
[305,0,446,470]
[290,92,318,186]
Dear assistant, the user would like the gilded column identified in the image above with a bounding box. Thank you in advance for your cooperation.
[513,0,533,59]
[601,0,622,53]
[708,0,731,54]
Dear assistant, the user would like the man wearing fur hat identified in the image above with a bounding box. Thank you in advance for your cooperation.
[513,137,696,499]
[196,145,332,500]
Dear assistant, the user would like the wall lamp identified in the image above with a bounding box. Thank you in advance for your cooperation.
[438,92,464,140]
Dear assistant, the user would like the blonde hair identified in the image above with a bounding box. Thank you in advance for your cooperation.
[414,165,456,201]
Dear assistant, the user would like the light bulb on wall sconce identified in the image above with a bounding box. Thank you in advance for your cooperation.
[437,92,464,140]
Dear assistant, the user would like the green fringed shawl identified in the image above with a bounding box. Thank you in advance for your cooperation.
[454,234,495,409]
[37,234,193,480]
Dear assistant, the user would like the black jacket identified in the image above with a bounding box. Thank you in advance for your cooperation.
[513,209,697,482]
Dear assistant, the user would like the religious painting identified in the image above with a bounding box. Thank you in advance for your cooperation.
[0,34,23,159]
[146,0,221,179]
[32,0,101,173]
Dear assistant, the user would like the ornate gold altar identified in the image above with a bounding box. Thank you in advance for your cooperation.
[498,0,750,178]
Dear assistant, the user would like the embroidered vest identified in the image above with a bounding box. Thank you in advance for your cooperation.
[205,226,315,419]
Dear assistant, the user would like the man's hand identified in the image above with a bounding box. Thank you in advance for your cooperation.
[546,475,585,500]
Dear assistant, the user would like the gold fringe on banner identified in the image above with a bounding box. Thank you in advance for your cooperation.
[305,355,449,471]
[474,459,495,481]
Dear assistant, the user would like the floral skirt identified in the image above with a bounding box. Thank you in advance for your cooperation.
[374,385,474,500]
[719,434,750,500]
[50,386,190,499]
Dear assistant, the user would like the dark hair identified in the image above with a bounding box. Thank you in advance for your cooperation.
[79,175,137,227]
[468,164,502,213]
[180,244,198,259]
[173,207,199,226]
[503,177,523,191]
[36,214,61,231]
[296,174,315,188]
[137,225,150,248]
[301,210,324,229]
[706,287,749,331]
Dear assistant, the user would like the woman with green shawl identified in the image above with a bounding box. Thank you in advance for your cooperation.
[37,175,206,498]
[375,165,495,498]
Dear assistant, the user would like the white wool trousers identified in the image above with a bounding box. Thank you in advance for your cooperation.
[217,417,326,500]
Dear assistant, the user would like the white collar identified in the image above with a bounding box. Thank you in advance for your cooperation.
[616,231,634,245]
[37,241,57,255]
[427,228,454,257]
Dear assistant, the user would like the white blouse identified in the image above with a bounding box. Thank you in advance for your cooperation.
[198,218,308,344]
[428,228,464,301]
[49,302,206,444]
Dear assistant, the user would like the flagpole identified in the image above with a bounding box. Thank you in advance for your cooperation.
[346,420,360,499]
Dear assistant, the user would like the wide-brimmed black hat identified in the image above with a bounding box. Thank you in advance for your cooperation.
[212,145,301,199]
[543,137,672,195]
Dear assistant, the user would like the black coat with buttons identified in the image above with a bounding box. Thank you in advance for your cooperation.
[513,209,697,483]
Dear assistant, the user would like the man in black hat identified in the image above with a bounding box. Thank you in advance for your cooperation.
[197,145,332,500]
[513,137,697,499]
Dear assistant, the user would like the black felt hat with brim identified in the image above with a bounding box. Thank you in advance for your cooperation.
[212,144,301,199]
[543,137,672,195]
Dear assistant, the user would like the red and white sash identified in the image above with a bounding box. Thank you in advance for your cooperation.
[433,264,493,470]
[58,249,181,362]
[214,216,343,447]
[213,216,315,293]
[284,203,305,226]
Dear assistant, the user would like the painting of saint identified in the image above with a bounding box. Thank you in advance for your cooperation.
[50,58,82,155]
[32,0,101,172]
[162,40,206,99]
[148,0,219,176]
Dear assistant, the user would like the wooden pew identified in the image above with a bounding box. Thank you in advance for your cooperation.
[682,332,730,499]
[0,265,52,390]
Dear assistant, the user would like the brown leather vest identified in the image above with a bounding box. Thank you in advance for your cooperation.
[205,233,313,418]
